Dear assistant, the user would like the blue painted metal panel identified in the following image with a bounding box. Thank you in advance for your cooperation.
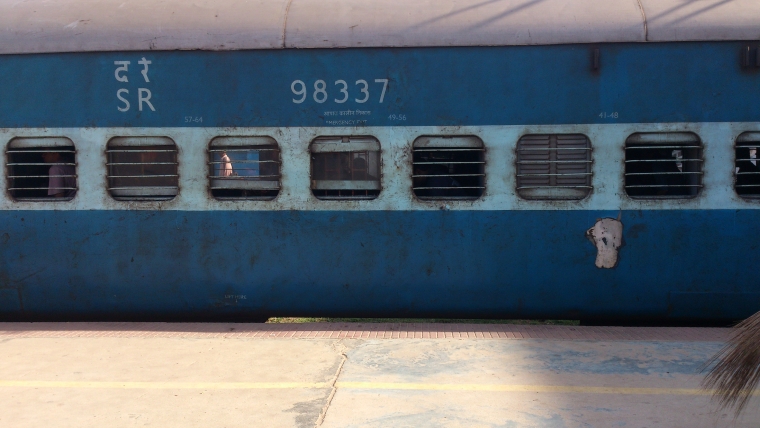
[0,209,757,321]
[0,42,758,128]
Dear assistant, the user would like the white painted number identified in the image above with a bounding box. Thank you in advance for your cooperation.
[374,79,388,103]
[313,80,328,103]
[355,79,369,103]
[290,78,389,104]
[334,80,349,103]
[291,80,306,104]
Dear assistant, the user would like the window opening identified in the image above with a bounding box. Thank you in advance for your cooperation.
[412,136,485,200]
[310,136,381,200]
[209,137,281,200]
[106,137,179,201]
[624,132,702,199]
[735,132,760,198]
[6,137,77,201]
[516,134,592,200]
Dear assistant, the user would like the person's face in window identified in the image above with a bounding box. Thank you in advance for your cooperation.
[42,152,61,164]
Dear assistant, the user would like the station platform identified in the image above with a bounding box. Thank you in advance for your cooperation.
[0,322,757,427]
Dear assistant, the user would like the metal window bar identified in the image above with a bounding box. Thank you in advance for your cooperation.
[414,161,486,165]
[624,159,702,163]
[413,174,486,177]
[516,134,592,200]
[625,145,702,150]
[7,163,77,166]
[735,134,760,198]
[518,147,591,151]
[412,144,485,200]
[6,145,78,201]
[625,182,704,187]
[518,160,593,164]
[517,186,593,189]
[208,144,281,200]
[414,148,486,152]
[106,144,179,200]
[624,134,703,199]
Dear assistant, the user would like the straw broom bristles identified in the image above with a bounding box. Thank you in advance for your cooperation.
[702,310,760,415]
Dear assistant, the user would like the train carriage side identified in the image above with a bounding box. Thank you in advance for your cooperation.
[0,0,759,322]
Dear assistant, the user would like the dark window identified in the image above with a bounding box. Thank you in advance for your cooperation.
[6,137,77,201]
[310,136,381,200]
[516,134,592,200]
[412,136,485,200]
[106,137,179,201]
[735,132,760,198]
[209,137,280,200]
[624,133,702,199]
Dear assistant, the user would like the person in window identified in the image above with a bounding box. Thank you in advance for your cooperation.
[639,148,690,197]
[351,156,376,181]
[42,151,76,198]
[219,151,234,177]
[736,146,760,193]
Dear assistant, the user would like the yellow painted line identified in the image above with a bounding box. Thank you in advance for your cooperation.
[336,382,722,395]
[2,380,753,396]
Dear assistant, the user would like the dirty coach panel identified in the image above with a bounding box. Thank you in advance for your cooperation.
[1,42,760,322]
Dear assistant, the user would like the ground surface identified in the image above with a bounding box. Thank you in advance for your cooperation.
[0,323,757,427]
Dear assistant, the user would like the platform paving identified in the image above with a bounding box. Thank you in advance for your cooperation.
[0,323,757,427]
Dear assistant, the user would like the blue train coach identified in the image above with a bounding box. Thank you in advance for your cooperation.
[1,0,759,322]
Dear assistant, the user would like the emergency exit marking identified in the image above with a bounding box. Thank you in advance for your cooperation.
[114,58,156,113]
[291,79,388,104]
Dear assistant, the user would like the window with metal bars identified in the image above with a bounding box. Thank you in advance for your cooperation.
[516,134,592,200]
[208,137,281,200]
[735,132,760,198]
[412,136,485,200]
[106,137,179,201]
[310,136,381,200]
[624,132,702,199]
[6,137,77,201]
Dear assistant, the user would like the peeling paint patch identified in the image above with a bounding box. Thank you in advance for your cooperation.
[586,213,623,269]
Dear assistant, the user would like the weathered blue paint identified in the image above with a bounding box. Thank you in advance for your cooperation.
[0,42,758,128]
[0,209,757,321]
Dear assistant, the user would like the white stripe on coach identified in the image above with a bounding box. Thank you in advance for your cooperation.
[0,122,758,212]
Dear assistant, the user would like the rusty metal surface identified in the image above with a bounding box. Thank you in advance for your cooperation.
[0,208,759,321]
